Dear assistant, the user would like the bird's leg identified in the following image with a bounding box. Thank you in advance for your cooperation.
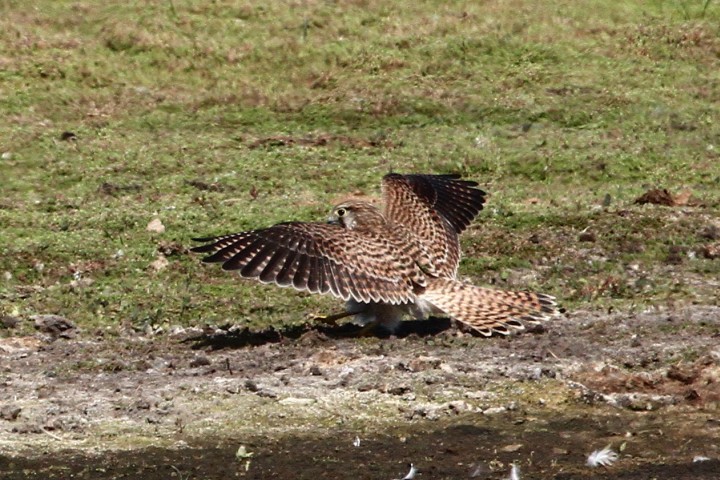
[314,312,379,336]
[351,321,381,337]
[313,310,358,326]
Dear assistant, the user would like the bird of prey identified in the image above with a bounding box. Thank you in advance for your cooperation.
[191,173,557,336]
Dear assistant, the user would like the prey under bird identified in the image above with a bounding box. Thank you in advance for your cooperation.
[191,173,558,336]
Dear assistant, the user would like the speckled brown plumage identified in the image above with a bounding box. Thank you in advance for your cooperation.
[191,173,558,335]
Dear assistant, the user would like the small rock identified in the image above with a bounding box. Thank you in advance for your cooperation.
[700,225,720,240]
[665,245,685,265]
[578,231,596,242]
[1,316,20,329]
[607,392,676,410]
[406,356,442,372]
[150,254,169,272]
[59,131,77,141]
[410,404,441,421]
[157,241,187,257]
[634,188,675,206]
[500,443,523,453]
[309,365,323,376]
[134,399,153,410]
[31,315,75,337]
[257,389,278,399]
[1,405,22,421]
[667,365,696,384]
[700,242,720,260]
[387,385,411,396]
[146,218,165,233]
[12,423,42,434]
[483,406,507,415]
[278,397,315,406]
[189,356,211,368]
[446,400,470,414]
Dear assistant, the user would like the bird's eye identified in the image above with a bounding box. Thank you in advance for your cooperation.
[337,208,346,217]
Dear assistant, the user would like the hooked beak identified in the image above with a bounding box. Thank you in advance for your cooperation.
[327,215,340,225]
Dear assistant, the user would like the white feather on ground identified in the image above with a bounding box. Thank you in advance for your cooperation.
[397,463,417,480]
[587,446,619,467]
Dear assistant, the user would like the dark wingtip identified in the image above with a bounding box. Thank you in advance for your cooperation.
[189,244,216,254]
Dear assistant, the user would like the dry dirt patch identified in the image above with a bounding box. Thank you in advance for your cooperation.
[1,306,719,478]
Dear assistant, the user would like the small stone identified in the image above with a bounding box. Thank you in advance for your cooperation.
[257,390,278,399]
[12,423,42,434]
[406,356,442,372]
[700,242,720,260]
[189,356,211,368]
[699,225,720,240]
[578,231,596,242]
[134,399,152,410]
[665,245,685,265]
[59,131,77,141]
[150,254,169,272]
[31,315,75,337]
[387,385,411,395]
[146,218,165,233]
[0,405,22,421]
[667,365,696,384]
[278,397,315,406]
[446,400,469,413]
[500,444,523,453]
[483,406,507,415]
[1,316,20,329]
[411,404,441,421]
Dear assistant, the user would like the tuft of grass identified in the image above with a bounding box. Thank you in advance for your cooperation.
[1,0,719,333]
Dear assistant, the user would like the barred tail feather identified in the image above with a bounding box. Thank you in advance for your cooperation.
[421,278,557,336]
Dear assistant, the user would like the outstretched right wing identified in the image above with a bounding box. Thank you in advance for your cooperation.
[382,173,486,277]
[191,222,417,305]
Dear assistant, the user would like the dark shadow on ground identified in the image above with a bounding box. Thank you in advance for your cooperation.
[2,418,718,480]
[186,317,455,350]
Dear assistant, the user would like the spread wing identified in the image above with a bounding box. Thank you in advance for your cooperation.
[191,222,417,305]
[382,173,486,277]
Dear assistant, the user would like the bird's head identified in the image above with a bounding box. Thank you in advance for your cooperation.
[327,200,386,231]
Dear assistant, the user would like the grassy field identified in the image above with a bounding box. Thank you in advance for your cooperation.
[1,0,719,334]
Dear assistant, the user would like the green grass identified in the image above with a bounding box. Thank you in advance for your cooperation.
[1,0,719,334]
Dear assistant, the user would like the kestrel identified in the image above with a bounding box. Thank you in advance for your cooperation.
[191,173,557,336]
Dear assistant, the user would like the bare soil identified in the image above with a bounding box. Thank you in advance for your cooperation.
[1,306,719,479]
